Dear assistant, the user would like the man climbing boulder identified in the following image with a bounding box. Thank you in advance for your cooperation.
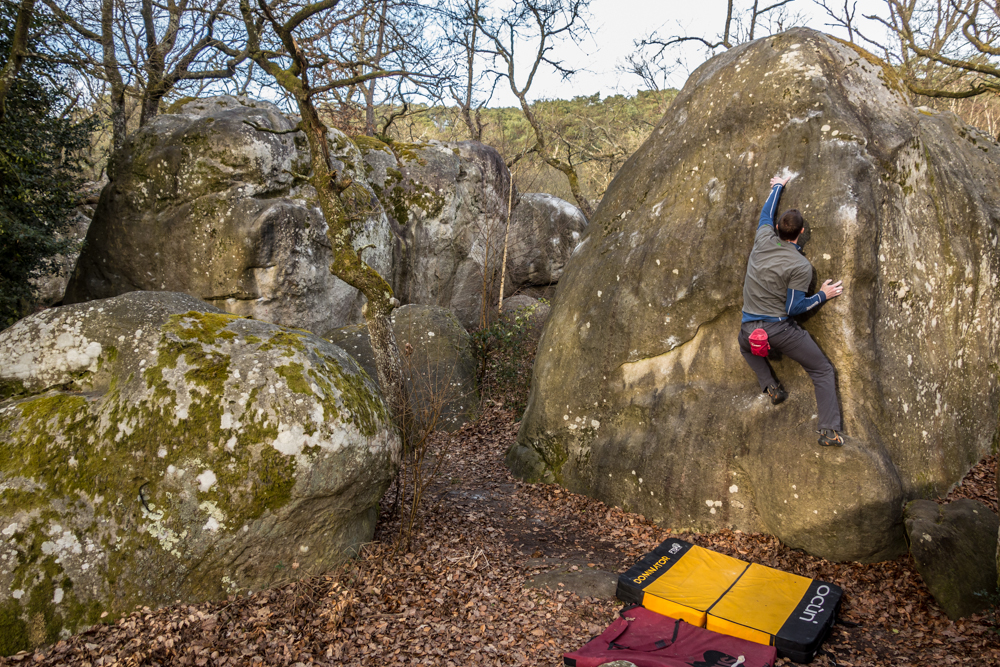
[508,28,1000,562]
[738,174,845,447]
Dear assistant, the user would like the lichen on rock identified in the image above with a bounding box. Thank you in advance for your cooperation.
[510,28,1000,562]
[0,291,399,655]
[63,95,393,335]
[324,304,479,431]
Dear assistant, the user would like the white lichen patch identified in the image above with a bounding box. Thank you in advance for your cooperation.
[144,517,185,558]
[200,500,227,532]
[197,470,217,493]
[273,421,347,457]
[41,525,84,562]
[0,308,105,388]
[778,49,823,79]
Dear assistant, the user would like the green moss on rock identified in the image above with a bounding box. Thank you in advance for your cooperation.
[350,135,393,154]
[0,378,27,400]
[0,599,29,655]
[276,362,314,396]
[0,296,396,655]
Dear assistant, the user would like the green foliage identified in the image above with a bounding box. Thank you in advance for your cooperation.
[0,8,93,329]
[470,302,545,418]
[379,90,677,207]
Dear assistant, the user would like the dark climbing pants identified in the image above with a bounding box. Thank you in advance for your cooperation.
[738,319,842,432]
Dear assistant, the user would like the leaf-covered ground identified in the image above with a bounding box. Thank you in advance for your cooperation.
[4,406,998,667]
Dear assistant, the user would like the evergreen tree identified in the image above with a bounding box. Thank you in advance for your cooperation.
[0,3,91,328]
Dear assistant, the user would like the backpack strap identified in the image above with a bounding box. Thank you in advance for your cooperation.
[607,617,683,653]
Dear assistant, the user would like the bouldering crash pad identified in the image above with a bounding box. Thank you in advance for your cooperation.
[617,539,842,663]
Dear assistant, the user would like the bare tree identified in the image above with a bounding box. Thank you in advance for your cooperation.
[624,0,805,93]
[0,0,36,121]
[444,0,491,141]
[301,0,445,136]
[474,0,597,219]
[814,0,860,42]
[871,0,1000,98]
[239,0,411,427]
[814,0,1000,132]
[44,0,249,150]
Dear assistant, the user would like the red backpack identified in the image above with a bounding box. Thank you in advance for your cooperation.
[564,605,776,667]
[748,328,770,357]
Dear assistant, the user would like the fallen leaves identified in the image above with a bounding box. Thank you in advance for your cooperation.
[3,405,998,666]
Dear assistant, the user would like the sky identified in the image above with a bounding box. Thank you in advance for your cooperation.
[487,0,891,106]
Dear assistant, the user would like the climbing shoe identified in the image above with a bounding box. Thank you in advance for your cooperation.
[817,429,844,447]
[765,384,788,405]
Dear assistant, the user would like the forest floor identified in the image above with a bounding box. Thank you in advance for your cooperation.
[4,404,999,667]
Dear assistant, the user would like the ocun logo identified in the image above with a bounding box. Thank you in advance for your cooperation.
[632,556,671,584]
[667,543,682,555]
[798,585,831,624]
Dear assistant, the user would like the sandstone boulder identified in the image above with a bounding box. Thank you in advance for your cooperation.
[905,499,999,619]
[0,292,398,654]
[63,96,392,334]
[506,193,587,298]
[324,304,477,430]
[360,138,516,330]
[510,29,1000,562]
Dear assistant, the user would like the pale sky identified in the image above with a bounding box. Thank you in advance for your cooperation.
[487,0,891,106]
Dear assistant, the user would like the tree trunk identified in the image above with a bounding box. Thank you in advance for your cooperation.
[109,84,127,153]
[515,90,593,220]
[140,85,165,127]
[295,93,408,433]
[101,0,128,151]
[0,0,36,122]
[364,296,407,438]
[364,0,389,136]
[544,155,594,220]
[459,0,482,141]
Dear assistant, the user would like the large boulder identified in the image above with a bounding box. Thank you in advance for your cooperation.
[509,29,1000,562]
[64,98,584,335]
[360,138,517,330]
[63,96,392,334]
[0,292,398,655]
[905,499,999,619]
[505,192,587,298]
[324,304,478,431]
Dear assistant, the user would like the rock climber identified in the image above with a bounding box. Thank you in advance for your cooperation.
[738,174,845,447]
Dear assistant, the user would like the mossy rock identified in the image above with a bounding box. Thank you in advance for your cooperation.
[354,138,518,331]
[324,304,478,431]
[905,499,1000,619]
[0,291,399,655]
[505,193,587,288]
[63,95,392,335]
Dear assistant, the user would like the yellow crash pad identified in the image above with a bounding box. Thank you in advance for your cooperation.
[617,538,842,663]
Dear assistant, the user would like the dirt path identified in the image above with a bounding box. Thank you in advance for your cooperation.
[4,405,999,666]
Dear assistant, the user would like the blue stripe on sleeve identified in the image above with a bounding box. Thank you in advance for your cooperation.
[786,288,827,316]
[758,184,783,230]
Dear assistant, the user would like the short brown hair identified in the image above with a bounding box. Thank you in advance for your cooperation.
[777,209,804,241]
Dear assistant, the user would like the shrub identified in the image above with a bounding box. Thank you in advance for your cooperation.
[0,7,93,329]
[470,301,544,418]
